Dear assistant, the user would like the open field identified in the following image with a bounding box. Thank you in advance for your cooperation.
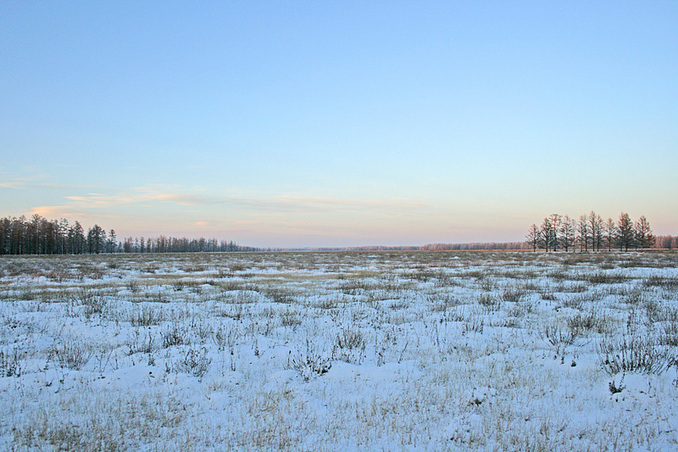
[1,251,678,451]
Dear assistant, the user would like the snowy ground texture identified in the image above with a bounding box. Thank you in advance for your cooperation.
[1,251,678,451]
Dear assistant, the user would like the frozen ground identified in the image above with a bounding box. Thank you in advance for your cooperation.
[1,251,677,451]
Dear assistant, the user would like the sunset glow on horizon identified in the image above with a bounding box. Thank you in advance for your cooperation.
[2,1,677,248]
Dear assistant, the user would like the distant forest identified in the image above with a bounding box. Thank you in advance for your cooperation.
[0,214,258,255]
[312,242,529,252]
[0,213,675,255]
[313,236,677,253]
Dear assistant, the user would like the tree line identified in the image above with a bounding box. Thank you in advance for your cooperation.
[0,214,257,255]
[419,242,527,251]
[525,211,665,252]
[1,212,674,255]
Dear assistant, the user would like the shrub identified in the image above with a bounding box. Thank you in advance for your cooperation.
[508,300,535,319]
[566,311,597,336]
[0,348,22,377]
[72,289,107,319]
[172,280,185,291]
[171,347,211,378]
[126,279,140,293]
[543,322,578,356]
[661,322,678,346]
[262,287,294,304]
[599,334,675,376]
[130,305,163,326]
[161,324,186,348]
[477,293,500,310]
[127,329,155,355]
[291,339,332,381]
[50,340,92,370]
[539,287,557,301]
[501,285,527,302]
[622,287,644,305]
[280,309,302,327]
[584,272,628,285]
[463,312,484,334]
[333,327,366,364]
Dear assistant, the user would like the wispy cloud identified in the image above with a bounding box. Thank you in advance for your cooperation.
[63,187,428,215]
[28,205,88,219]
[0,177,39,189]
[65,189,221,208]
[0,173,90,191]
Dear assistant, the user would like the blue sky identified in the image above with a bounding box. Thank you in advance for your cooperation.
[1,1,677,248]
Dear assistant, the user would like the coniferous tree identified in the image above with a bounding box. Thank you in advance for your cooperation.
[87,224,105,254]
[0,217,9,254]
[634,216,655,249]
[58,218,70,254]
[0,214,253,254]
[106,229,117,253]
[72,221,86,254]
[617,212,635,251]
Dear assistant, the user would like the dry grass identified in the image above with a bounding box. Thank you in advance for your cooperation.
[1,250,677,450]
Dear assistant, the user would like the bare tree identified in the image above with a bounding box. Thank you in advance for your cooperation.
[604,218,616,251]
[539,217,555,251]
[656,235,677,250]
[577,215,589,252]
[587,211,604,251]
[549,214,562,251]
[559,215,576,252]
[526,224,541,252]
[594,213,604,251]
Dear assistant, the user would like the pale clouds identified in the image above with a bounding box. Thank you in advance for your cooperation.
[28,205,88,220]
[0,173,91,191]
[63,187,427,215]
[23,186,432,245]
[0,177,38,189]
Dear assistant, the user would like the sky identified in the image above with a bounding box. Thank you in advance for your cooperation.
[1,1,677,248]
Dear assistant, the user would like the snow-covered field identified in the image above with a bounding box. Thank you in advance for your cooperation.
[1,251,677,451]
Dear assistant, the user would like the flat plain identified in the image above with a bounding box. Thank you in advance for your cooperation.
[1,251,677,451]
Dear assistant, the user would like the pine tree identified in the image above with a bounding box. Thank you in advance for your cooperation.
[107,229,117,253]
[72,221,86,254]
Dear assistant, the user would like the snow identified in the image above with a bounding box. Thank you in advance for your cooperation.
[1,251,677,450]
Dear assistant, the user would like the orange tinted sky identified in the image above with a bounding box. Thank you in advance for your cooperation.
[2,2,677,247]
